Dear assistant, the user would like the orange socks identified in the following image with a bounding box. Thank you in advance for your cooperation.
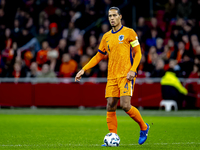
[106,106,147,133]
[126,106,147,131]
[106,111,117,134]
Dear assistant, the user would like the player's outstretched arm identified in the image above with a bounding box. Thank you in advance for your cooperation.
[75,52,105,82]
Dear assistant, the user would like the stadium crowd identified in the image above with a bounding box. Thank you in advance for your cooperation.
[0,0,200,79]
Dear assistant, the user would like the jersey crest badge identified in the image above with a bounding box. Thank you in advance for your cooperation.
[118,35,124,41]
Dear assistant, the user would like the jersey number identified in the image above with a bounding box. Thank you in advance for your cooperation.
[124,83,128,90]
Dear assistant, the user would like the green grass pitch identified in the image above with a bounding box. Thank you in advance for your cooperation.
[0,108,200,150]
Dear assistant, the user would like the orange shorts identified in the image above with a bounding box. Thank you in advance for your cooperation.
[105,77,136,98]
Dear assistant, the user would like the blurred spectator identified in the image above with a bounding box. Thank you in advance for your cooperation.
[0,8,6,31]
[98,23,110,42]
[24,0,39,21]
[43,0,58,17]
[43,19,50,34]
[75,34,84,55]
[68,9,82,29]
[145,29,158,50]
[161,68,188,109]
[26,17,37,37]
[179,52,194,78]
[36,26,48,45]
[62,21,80,45]
[147,46,158,73]
[86,46,95,58]
[26,62,39,78]
[100,0,113,16]
[170,25,183,45]
[151,52,159,67]
[59,53,77,77]
[68,45,80,63]
[58,0,71,30]
[168,59,181,74]
[171,41,185,63]
[2,42,18,67]
[37,63,56,78]
[11,19,21,44]
[85,0,99,24]
[160,39,176,67]
[57,38,68,60]
[177,0,193,19]
[1,28,13,51]
[182,34,190,51]
[88,35,98,53]
[89,35,97,48]
[190,34,200,55]
[160,45,172,62]
[147,46,157,64]
[195,46,200,56]
[194,55,200,65]
[0,0,6,10]
[188,64,200,78]
[70,0,85,14]
[136,17,149,43]
[191,40,199,56]
[164,0,177,23]
[9,62,26,78]
[47,22,62,48]
[58,0,70,15]
[149,17,164,38]
[156,38,164,54]
[17,28,34,47]
[182,21,194,36]
[15,8,27,28]
[167,39,176,52]
[150,58,165,77]
[138,54,149,74]
[36,41,50,69]
[190,34,199,43]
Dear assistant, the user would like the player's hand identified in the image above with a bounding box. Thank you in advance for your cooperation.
[126,70,136,81]
[75,69,85,82]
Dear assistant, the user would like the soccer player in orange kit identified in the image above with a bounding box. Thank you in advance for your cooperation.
[75,7,149,145]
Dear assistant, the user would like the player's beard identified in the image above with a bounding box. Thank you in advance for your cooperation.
[111,22,120,28]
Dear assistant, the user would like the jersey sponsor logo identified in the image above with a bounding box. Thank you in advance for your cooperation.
[118,35,124,41]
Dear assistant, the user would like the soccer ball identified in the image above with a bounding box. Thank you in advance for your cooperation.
[103,133,120,147]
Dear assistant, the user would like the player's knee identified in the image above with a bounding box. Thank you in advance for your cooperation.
[121,103,131,112]
[107,101,117,111]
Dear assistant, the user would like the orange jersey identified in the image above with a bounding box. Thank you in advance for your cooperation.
[98,26,140,79]
[36,50,48,65]
[59,60,78,77]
